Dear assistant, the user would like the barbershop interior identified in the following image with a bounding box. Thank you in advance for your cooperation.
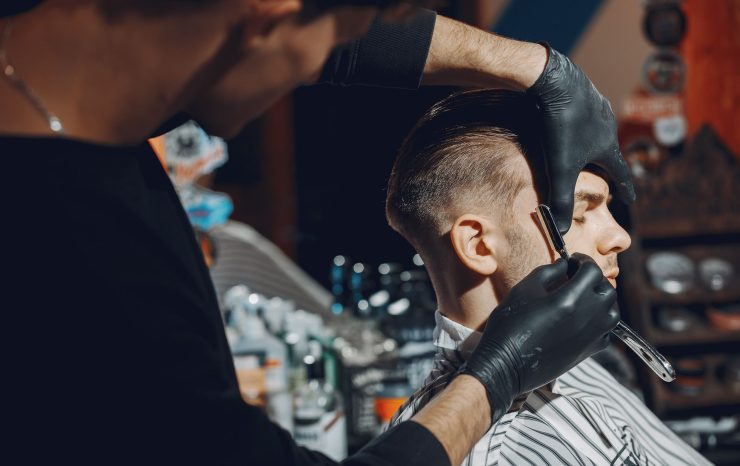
[4,0,739,464]
[153,1,739,463]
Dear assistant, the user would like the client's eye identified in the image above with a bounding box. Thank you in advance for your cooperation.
[573,216,586,224]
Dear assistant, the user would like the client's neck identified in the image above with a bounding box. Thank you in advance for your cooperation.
[428,264,501,333]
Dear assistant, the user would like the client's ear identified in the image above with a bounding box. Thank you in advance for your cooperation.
[449,214,505,276]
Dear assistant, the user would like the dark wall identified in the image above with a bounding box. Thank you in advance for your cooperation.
[293,84,458,287]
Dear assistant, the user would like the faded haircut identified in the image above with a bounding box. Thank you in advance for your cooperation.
[385,89,544,249]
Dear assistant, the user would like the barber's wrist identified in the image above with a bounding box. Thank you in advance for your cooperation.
[412,372,494,465]
[423,16,547,90]
[449,373,492,427]
[456,362,512,426]
[504,41,548,91]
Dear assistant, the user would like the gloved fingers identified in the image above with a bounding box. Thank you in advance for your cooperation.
[561,255,604,303]
[583,308,617,358]
[594,283,618,313]
[588,286,620,333]
[593,274,615,294]
[590,333,612,354]
[566,251,598,281]
[567,252,599,269]
[598,148,636,204]
[547,164,581,235]
[605,304,621,330]
[525,258,569,292]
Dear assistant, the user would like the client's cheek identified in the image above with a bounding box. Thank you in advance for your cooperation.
[562,231,583,258]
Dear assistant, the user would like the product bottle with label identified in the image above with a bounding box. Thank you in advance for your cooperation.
[293,341,347,461]
[225,286,293,432]
[283,310,311,391]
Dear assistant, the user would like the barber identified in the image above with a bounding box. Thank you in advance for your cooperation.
[1,1,631,465]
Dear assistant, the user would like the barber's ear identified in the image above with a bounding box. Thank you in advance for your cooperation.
[449,215,505,276]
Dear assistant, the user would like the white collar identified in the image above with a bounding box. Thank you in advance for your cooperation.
[432,310,482,358]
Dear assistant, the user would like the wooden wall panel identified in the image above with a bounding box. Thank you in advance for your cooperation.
[682,0,740,158]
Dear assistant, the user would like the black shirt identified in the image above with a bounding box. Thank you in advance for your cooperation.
[3,138,449,465]
[3,9,450,466]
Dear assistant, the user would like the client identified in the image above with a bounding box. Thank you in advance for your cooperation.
[385,89,709,465]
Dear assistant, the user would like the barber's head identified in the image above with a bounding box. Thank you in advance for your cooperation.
[386,89,631,300]
[188,0,439,137]
[0,0,434,141]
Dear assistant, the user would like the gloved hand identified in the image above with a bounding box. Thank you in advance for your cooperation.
[460,253,619,424]
[527,43,635,234]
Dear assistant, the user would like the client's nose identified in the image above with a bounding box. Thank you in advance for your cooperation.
[598,216,631,255]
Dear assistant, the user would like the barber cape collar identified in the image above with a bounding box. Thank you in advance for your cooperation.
[432,311,481,358]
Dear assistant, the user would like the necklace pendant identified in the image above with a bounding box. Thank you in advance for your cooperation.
[2,20,66,136]
[49,117,64,133]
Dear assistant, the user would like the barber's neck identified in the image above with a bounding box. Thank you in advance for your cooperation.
[0,3,241,145]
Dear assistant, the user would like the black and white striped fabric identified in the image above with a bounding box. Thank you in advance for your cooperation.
[390,312,712,466]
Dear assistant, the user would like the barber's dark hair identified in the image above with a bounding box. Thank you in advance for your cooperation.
[302,0,442,18]
[0,0,44,17]
[386,89,544,247]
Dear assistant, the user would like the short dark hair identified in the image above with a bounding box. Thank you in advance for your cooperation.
[302,0,441,18]
[386,89,544,248]
[0,0,43,18]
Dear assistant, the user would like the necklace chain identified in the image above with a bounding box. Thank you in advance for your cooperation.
[0,20,65,134]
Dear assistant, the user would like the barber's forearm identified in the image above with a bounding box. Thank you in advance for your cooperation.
[411,374,491,466]
[422,15,547,91]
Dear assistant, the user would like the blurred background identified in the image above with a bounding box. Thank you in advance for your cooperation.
[154,1,739,463]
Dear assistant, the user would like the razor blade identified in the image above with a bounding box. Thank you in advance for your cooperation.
[535,204,675,382]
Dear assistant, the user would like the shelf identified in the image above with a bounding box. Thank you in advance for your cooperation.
[645,286,740,306]
[649,327,740,347]
[653,380,740,416]
[637,242,740,306]
[647,354,740,416]
[617,127,740,423]
[636,223,740,241]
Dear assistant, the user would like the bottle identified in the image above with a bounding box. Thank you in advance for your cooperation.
[293,341,347,461]
[263,296,292,337]
[225,286,293,432]
[370,262,403,319]
[330,255,351,316]
[284,309,312,391]
[374,376,414,435]
[350,262,375,320]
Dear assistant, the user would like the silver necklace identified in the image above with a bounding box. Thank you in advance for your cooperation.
[0,20,65,134]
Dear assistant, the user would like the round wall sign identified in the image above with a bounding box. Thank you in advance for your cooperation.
[642,50,686,94]
[643,3,687,47]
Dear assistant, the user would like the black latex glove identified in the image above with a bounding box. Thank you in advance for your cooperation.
[460,253,619,424]
[527,43,635,234]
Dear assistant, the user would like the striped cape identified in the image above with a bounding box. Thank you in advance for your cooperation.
[390,312,712,466]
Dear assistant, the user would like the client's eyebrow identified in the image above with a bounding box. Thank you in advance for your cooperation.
[574,191,605,205]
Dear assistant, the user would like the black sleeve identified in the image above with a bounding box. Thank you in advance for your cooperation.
[150,112,191,137]
[344,421,451,466]
[225,407,450,466]
[319,9,437,89]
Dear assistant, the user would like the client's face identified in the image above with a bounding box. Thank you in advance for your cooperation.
[499,161,631,291]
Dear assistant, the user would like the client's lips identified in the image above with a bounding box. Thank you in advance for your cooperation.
[605,268,620,280]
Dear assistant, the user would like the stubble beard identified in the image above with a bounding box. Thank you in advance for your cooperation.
[499,220,547,294]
